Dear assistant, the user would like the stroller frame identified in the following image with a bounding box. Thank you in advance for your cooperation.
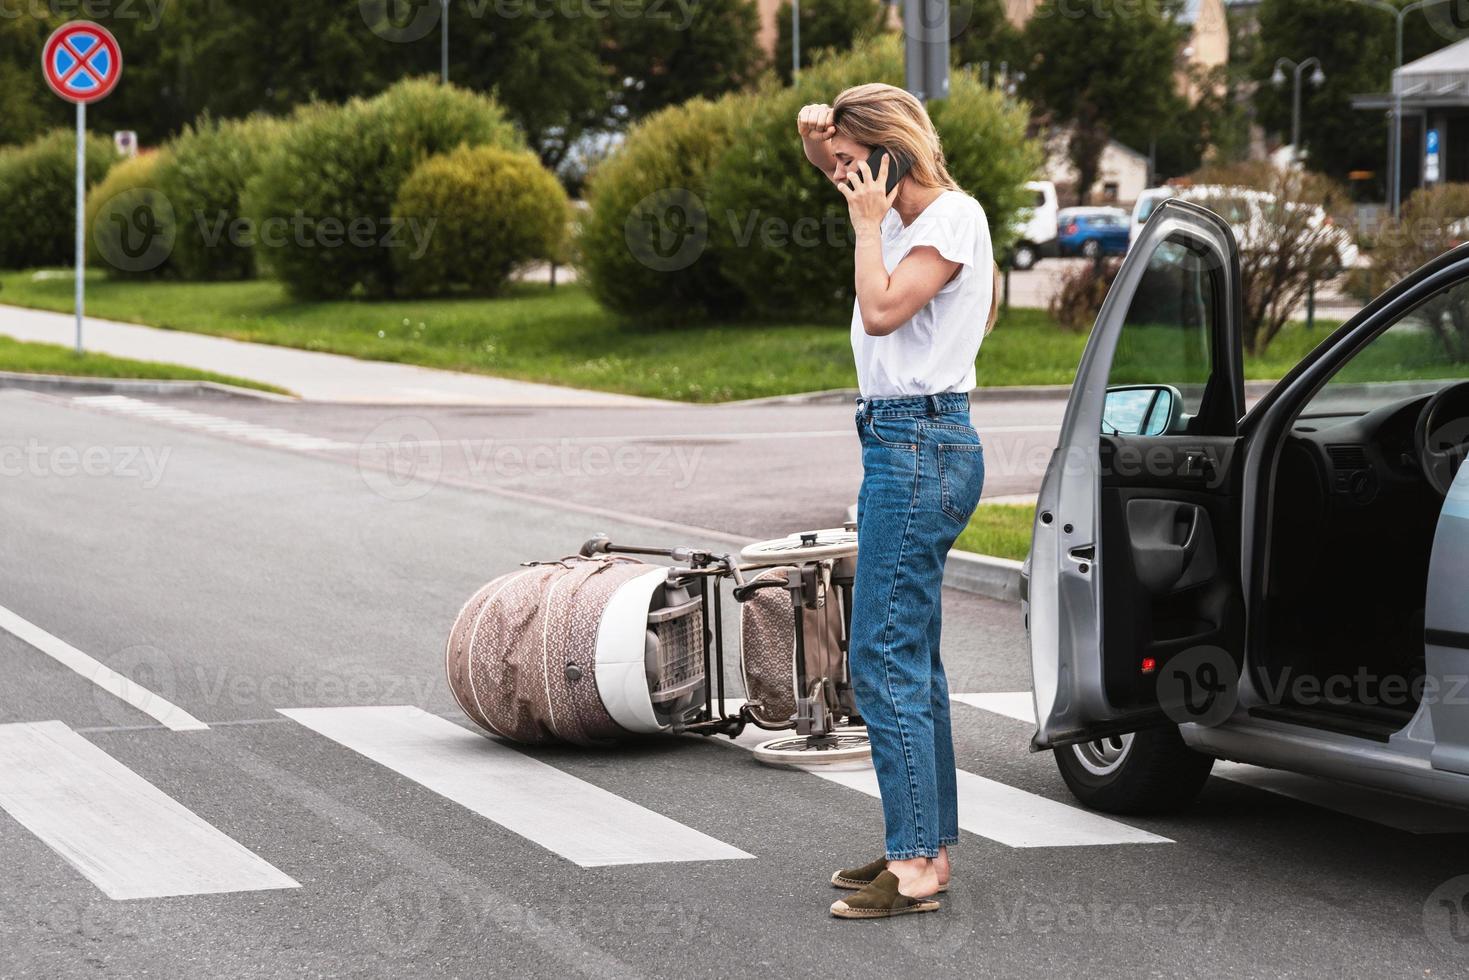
[578,529,864,748]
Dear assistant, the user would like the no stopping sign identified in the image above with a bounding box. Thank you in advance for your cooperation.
[42,21,123,105]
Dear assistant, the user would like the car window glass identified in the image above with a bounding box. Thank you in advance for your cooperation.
[1105,235,1219,420]
[1302,276,1469,416]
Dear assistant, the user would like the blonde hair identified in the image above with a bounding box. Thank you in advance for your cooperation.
[831,82,960,192]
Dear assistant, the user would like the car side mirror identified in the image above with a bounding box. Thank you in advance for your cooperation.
[1102,384,1184,436]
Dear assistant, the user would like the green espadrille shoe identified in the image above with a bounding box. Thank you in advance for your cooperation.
[831,857,948,893]
[829,870,941,919]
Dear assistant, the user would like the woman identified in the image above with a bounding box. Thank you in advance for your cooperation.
[797,83,994,920]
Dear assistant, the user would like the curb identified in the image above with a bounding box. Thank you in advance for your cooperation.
[732,379,1284,408]
[727,384,1074,407]
[943,549,1025,602]
[0,370,297,402]
[844,502,1024,602]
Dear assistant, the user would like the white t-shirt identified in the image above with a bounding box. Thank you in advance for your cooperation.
[850,190,994,398]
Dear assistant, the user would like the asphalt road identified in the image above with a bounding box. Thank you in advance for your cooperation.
[2,387,1467,979]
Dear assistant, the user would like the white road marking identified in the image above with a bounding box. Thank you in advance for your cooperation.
[713,702,1169,848]
[951,691,1036,724]
[280,705,754,867]
[954,691,1469,834]
[0,605,207,732]
[72,395,352,452]
[0,721,299,900]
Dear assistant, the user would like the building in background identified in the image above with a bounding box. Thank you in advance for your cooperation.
[1353,37,1469,202]
[1042,130,1151,206]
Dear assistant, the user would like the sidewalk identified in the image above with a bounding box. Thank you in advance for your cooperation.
[0,304,669,407]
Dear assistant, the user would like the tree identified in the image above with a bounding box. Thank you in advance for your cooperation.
[607,0,765,120]
[1371,183,1469,362]
[774,0,884,83]
[1251,0,1462,193]
[1190,161,1348,354]
[0,13,66,146]
[1020,0,1185,204]
[950,0,1024,76]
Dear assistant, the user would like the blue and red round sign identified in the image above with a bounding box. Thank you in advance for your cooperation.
[42,21,123,105]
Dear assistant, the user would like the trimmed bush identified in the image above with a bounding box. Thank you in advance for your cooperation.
[392,146,570,297]
[0,129,118,270]
[705,36,1042,320]
[158,114,285,281]
[577,35,1042,322]
[243,78,523,299]
[86,150,177,280]
[577,96,750,320]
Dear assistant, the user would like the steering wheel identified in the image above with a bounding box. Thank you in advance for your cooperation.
[1414,380,1469,495]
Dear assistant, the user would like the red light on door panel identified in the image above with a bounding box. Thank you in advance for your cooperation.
[1140,657,1157,674]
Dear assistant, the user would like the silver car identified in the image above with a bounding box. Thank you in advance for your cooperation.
[1022,198,1469,814]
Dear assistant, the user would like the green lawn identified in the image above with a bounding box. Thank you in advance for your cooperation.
[0,270,1372,402]
[0,271,1097,402]
[955,503,1035,562]
[0,334,289,393]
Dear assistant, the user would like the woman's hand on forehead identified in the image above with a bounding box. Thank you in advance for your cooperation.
[797,104,836,141]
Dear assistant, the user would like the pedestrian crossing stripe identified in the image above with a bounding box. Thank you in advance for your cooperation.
[72,395,352,452]
[0,721,297,900]
[713,701,1170,848]
[951,691,1469,835]
[279,705,754,867]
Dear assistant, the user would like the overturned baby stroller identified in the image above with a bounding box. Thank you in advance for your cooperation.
[444,525,870,766]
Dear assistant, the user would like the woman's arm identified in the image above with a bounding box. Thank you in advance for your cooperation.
[840,158,961,337]
[797,103,839,182]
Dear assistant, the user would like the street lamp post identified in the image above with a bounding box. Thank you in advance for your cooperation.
[792,0,800,79]
[1347,0,1452,217]
[441,0,450,84]
[1270,56,1326,164]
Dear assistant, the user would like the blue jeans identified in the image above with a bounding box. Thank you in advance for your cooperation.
[850,392,985,860]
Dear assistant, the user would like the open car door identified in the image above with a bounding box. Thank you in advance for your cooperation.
[1026,199,1248,749]
[1427,464,1469,774]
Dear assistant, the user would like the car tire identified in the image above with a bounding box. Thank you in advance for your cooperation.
[1080,238,1101,259]
[1012,243,1037,271]
[1053,725,1214,815]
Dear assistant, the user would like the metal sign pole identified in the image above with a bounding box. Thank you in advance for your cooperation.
[75,100,85,354]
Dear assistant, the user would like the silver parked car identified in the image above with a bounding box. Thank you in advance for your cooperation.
[1022,198,1469,814]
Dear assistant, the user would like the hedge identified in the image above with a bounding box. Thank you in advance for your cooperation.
[577,35,1042,322]
[158,114,285,281]
[393,145,570,296]
[86,150,176,279]
[242,78,523,299]
[576,95,750,320]
[0,129,117,270]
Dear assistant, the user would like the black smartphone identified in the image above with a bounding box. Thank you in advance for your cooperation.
[863,146,910,194]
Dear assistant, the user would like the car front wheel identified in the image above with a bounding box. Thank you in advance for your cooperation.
[1012,243,1038,270]
[1080,238,1102,258]
[1054,725,1214,814]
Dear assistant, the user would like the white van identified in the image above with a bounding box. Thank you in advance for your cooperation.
[1011,180,1059,270]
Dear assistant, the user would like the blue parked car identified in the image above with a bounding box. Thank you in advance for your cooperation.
[1056,207,1131,258]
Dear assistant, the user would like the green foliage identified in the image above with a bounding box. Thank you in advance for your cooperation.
[1048,257,1118,331]
[392,146,570,297]
[158,115,286,281]
[607,0,765,121]
[951,0,1026,73]
[243,79,523,300]
[577,96,751,319]
[1021,0,1185,202]
[1371,183,1469,361]
[86,150,176,280]
[774,0,884,82]
[0,129,117,270]
[705,35,1041,320]
[581,36,1039,321]
[0,13,65,145]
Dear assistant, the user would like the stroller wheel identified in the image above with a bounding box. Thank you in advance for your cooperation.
[751,729,871,769]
